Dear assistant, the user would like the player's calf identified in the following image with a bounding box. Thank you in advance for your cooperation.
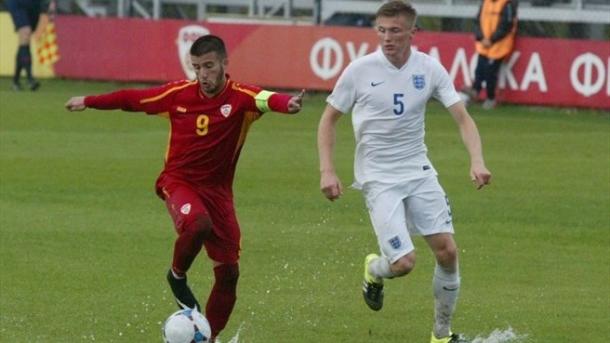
[206,263,239,338]
[389,253,416,276]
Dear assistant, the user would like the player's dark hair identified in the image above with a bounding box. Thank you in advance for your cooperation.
[190,35,227,59]
[376,0,417,23]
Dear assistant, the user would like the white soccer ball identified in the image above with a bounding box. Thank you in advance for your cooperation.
[162,308,212,343]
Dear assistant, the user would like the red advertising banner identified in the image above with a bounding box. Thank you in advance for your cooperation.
[54,16,609,109]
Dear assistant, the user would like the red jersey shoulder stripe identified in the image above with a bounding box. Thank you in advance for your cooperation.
[140,80,197,104]
[231,82,258,98]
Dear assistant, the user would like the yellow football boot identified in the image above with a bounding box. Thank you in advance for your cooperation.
[362,254,384,311]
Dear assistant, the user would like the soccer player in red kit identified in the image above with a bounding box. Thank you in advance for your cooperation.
[65,35,304,341]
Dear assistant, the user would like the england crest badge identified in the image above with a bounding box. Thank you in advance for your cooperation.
[389,236,401,250]
[220,104,232,117]
[412,74,425,90]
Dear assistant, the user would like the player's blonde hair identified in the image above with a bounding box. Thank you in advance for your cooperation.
[376,1,417,26]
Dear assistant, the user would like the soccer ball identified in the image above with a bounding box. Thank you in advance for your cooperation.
[162,308,212,343]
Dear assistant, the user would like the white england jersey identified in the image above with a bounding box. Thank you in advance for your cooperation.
[327,48,461,189]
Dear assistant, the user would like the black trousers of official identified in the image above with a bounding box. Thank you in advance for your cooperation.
[473,55,503,101]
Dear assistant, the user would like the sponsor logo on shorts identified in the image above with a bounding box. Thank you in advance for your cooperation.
[180,203,191,215]
[389,236,401,249]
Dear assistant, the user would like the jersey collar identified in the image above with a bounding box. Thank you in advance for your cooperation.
[376,48,413,71]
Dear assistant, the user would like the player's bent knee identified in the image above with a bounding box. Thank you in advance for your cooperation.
[435,242,458,267]
[391,253,416,276]
[185,214,213,240]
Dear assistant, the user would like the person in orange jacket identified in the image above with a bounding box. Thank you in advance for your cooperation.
[463,0,518,109]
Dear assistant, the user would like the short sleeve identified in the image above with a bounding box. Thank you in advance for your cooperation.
[326,64,356,114]
[431,60,461,108]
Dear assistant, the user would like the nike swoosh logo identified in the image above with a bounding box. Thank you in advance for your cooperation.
[371,81,385,87]
[442,286,459,291]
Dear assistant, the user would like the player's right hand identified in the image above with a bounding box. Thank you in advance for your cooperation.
[320,171,343,201]
[65,96,86,111]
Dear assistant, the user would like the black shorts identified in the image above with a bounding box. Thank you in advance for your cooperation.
[6,0,43,31]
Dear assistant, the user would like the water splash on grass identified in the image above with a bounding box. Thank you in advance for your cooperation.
[218,322,244,343]
[471,327,527,343]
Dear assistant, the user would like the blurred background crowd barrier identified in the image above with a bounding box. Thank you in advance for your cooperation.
[0,0,608,108]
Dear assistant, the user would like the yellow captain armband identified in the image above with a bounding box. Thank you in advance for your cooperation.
[255,90,276,113]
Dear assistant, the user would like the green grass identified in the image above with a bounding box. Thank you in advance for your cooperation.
[0,78,608,342]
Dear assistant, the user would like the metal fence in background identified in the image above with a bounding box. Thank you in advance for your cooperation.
[60,0,610,24]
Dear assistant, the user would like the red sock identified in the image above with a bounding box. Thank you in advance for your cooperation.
[205,263,239,337]
[172,217,211,275]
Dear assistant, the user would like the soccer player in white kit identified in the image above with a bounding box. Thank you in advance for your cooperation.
[317,1,492,343]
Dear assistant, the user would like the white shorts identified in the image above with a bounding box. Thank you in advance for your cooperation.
[362,176,454,263]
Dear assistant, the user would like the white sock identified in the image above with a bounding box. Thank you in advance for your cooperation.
[432,263,460,338]
[369,256,394,279]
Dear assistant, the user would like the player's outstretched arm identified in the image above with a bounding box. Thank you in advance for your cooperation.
[65,82,188,114]
[448,101,492,190]
[65,96,87,112]
[318,104,344,201]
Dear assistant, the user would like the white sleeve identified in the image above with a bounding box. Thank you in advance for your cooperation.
[326,64,356,114]
[431,59,461,108]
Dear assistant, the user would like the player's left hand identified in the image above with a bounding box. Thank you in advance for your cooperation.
[287,89,305,113]
[470,162,491,190]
